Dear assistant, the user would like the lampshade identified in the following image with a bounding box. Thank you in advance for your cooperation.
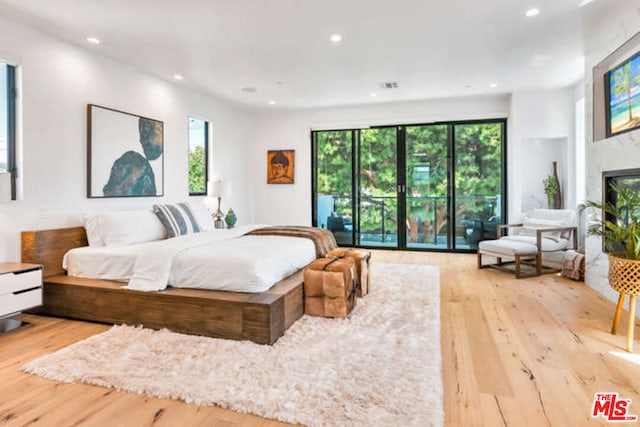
[0,173,11,202]
[202,196,217,211]
[211,180,225,198]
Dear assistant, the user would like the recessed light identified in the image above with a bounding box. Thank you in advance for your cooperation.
[268,101,276,105]
[86,37,100,44]
[579,0,593,6]
[240,87,257,93]
[330,34,342,43]
[526,8,540,17]
[370,93,377,97]
[379,81,399,89]
[173,74,184,81]
[489,83,498,88]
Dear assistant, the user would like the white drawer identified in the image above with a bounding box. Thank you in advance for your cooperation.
[0,269,42,295]
[0,287,42,317]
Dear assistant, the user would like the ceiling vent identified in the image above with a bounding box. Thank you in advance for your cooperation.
[379,82,399,90]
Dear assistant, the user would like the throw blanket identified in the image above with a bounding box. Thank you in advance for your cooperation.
[127,224,267,291]
[561,250,584,281]
[127,224,334,292]
[248,226,338,257]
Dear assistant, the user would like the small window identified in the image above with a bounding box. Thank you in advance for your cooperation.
[188,117,209,195]
[0,61,16,200]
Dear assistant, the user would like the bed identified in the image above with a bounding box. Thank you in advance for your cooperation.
[21,224,333,344]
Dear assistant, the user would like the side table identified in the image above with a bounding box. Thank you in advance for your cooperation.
[0,262,43,332]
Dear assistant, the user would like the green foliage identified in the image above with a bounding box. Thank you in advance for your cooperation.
[452,123,502,197]
[315,122,503,237]
[542,175,558,208]
[611,62,632,97]
[316,130,352,196]
[543,175,558,196]
[189,145,206,194]
[359,128,397,234]
[587,182,640,260]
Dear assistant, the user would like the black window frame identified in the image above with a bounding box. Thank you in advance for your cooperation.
[187,117,209,196]
[311,118,508,253]
[602,168,640,253]
[2,62,16,200]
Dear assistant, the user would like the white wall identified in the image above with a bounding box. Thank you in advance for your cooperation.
[508,88,577,222]
[574,79,586,209]
[249,87,581,228]
[0,14,255,262]
[517,137,568,213]
[0,7,596,268]
[584,0,640,302]
[249,95,510,225]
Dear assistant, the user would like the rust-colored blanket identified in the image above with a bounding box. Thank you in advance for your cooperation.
[248,226,337,257]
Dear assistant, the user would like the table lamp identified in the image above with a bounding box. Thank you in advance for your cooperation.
[211,180,225,229]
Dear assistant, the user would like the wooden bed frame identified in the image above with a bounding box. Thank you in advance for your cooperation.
[21,227,305,345]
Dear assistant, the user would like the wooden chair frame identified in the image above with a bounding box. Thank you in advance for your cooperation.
[478,224,578,279]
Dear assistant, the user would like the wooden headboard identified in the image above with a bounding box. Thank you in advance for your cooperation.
[21,227,88,278]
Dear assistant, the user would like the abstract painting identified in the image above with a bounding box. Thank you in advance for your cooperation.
[267,150,294,184]
[87,104,164,197]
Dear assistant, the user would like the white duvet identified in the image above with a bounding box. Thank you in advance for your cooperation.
[63,225,316,293]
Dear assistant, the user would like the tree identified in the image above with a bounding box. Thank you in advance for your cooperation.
[611,61,640,125]
[189,145,206,194]
[314,122,503,242]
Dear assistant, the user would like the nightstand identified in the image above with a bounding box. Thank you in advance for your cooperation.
[0,262,43,332]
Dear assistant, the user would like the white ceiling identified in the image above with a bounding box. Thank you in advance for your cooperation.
[0,0,600,110]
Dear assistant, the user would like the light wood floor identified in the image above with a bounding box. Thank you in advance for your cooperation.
[1,251,639,426]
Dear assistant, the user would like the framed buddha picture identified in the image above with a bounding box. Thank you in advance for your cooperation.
[267,150,295,184]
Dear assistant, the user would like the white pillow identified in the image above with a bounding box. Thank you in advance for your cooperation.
[100,210,167,246]
[187,200,214,232]
[83,212,105,247]
[519,218,564,242]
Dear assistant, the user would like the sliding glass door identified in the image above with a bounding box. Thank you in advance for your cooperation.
[359,127,398,247]
[452,123,504,250]
[405,124,449,249]
[312,119,506,252]
[314,130,354,246]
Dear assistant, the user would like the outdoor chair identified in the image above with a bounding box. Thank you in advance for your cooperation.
[477,209,578,279]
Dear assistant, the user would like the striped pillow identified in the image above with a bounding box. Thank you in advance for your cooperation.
[153,203,201,238]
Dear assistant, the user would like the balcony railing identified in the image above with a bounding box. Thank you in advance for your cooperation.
[319,194,500,245]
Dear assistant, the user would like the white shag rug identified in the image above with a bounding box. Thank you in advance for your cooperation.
[22,263,443,427]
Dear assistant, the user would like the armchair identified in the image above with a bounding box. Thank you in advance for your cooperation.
[477,209,578,279]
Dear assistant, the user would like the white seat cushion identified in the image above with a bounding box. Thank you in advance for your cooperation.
[501,236,569,252]
[478,239,538,256]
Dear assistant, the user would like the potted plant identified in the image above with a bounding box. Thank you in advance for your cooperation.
[587,182,640,351]
[587,182,640,260]
[543,175,559,209]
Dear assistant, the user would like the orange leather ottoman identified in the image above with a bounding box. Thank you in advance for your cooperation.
[303,257,357,318]
[326,248,371,297]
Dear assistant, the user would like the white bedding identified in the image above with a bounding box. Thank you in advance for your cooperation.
[63,225,316,293]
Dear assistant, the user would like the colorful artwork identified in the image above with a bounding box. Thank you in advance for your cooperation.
[88,104,164,197]
[267,150,295,184]
[607,52,640,137]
